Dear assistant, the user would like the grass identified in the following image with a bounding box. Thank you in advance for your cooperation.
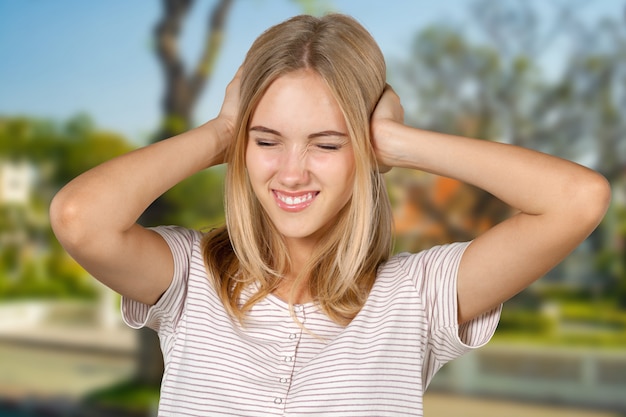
[83,380,160,414]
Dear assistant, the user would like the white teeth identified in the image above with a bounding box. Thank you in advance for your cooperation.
[277,192,314,205]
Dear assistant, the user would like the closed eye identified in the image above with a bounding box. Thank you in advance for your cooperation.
[254,138,277,147]
[316,143,341,151]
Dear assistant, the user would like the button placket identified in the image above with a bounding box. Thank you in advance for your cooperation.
[272,305,306,409]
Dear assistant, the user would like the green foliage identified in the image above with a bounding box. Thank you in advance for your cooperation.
[0,114,230,299]
[0,114,134,300]
[395,13,626,348]
[0,114,135,186]
[494,300,626,349]
[493,328,626,349]
[160,166,226,229]
[83,380,160,414]
[400,25,512,141]
[595,198,626,307]
[534,285,590,303]
[559,302,626,330]
[0,265,96,300]
[161,114,189,138]
[0,243,97,300]
[497,309,556,334]
[290,0,335,16]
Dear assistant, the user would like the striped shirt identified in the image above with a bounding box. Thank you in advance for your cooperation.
[122,225,501,416]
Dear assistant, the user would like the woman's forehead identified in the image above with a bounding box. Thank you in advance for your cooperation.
[250,70,348,136]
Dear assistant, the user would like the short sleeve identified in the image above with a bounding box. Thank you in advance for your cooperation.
[121,225,202,337]
[401,241,501,385]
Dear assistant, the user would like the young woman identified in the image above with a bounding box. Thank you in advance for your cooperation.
[50,14,610,416]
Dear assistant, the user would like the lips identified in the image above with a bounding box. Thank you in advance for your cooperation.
[273,190,318,211]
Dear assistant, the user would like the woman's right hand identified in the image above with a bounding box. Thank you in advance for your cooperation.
[218,67,242,130]
[209,67,242,164]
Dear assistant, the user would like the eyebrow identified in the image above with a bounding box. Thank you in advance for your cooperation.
[249,125,347,139]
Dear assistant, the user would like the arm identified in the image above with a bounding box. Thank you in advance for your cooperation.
[50,71,241,305]
[372,87,611,324]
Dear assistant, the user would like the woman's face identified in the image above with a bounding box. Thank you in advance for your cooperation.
[246,69,355,250]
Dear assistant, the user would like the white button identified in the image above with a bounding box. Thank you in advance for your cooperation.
[279,377,289,384]
[274,397,283,404]
[284,356,293,362]
[288,333,297,340]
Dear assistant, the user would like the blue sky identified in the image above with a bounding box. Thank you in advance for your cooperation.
[0,0,622,144]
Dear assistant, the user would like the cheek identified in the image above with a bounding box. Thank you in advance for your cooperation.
[245,147,262,178]
[244,139,257,166]
[317,155,356,195]
[340,157,357,197]
[244,153,261,194]
[245,149,280,188]
[335,151,356,183]
[248,156,272,177]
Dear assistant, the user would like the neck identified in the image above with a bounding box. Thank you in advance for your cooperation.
[273,237,316,304]
[273,275,312,305]
[285,236,317,270]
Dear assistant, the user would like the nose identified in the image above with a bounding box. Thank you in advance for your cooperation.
[277,147,309,188]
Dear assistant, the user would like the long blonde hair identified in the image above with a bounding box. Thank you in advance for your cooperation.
[202,14,393,326]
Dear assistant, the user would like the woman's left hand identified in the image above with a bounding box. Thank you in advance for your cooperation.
[370,85,405,173]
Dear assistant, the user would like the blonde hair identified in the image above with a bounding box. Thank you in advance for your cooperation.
[202,14,393,326]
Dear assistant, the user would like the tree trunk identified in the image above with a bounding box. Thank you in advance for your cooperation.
[152,0,233,143]
[134,0,233,387]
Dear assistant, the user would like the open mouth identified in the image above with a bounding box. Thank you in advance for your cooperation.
[273,190,318,211]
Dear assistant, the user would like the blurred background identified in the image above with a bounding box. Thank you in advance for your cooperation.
[1,0,625,416]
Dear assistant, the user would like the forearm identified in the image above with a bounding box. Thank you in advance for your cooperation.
[50,119,230,243]
[378,121,609,221]
[371,87,610,323]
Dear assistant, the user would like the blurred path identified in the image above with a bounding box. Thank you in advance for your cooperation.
[0,324,136,400]
[424,392,623,417]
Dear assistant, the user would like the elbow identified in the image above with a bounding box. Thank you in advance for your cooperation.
[574,171,611,232]
[49,189,92,252]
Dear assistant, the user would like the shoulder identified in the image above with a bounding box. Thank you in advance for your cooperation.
[150,225,204,253]
[379,242,471,280]
[151,224,204,241]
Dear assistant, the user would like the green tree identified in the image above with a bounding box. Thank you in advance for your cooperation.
[0,115,135,299]
[152,0,234,142]
[392,0,625,296]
